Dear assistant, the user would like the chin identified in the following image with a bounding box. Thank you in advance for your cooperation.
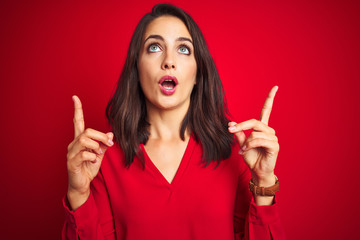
[155,97,189,111]
[157,101,180,110]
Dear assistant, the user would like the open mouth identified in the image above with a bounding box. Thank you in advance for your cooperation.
[161,79,176,89]
[159,76,178,95]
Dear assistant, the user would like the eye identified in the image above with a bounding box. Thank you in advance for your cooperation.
[178,45,190,55]
[148,44,161,53]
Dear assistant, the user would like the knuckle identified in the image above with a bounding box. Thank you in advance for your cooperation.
[247,141,255,149]
[81,151,88,159]
[254,138,262,145]
[67,152,76,163]
[85,128,95,136]
[269,127,276,134]
[66,161,72,171]
[67,142,72,152]
[101,133,107,141]
[78,136,86,145]
[272,142,280,152]
[255,119,263,128]
[248,132,256,141]
[246,139,253,147]
[252,131,261,138]
[74,115,84,122]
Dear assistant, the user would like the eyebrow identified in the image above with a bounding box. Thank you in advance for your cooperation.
[144,35,193,45]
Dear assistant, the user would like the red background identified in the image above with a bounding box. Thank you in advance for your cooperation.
[1,0,359,239]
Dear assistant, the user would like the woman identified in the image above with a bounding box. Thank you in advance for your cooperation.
[63,4,285,240]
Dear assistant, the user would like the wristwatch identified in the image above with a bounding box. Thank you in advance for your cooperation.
[249,176,279,196]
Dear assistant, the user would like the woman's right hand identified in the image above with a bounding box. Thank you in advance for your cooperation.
[66,95,114,210]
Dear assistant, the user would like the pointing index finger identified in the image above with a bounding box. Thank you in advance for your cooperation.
[72,95,85,138]
[259,86,278,125]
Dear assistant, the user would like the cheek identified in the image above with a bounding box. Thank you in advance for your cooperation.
[138,62,151,85]
[186,60,197,83]
[137,65,148,90]
[138,59,147,76]
[138,52,152,74]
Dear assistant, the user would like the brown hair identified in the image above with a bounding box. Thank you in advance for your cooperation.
[106,4,234,168]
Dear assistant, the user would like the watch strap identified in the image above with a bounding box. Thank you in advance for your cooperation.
[249,177,279,196]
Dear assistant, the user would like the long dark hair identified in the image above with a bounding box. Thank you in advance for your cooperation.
[106,4,234,168]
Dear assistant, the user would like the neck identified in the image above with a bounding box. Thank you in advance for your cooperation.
[145,101,190,141]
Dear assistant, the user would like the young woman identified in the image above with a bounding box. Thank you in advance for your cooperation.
[63,4,285,240]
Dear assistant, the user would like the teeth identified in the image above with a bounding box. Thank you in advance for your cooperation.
[161,79,176,90]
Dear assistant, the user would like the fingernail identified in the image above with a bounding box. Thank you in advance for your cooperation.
[242,145,247,151]
[228,126,236,131]
[99,148,103,154]
[108,139,114,146]
[238,149,244,155]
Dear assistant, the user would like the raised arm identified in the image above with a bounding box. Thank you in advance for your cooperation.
[66,95,114,210]
[228,86,280,205]
[231,86,286,239]
[63,96,116,240]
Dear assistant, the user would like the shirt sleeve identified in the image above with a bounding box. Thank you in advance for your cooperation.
[62,169,115,240]
[233,167,286,240]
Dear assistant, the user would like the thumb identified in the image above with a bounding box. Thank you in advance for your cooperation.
[234,131,246,153]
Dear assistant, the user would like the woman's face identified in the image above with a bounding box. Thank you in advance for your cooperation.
[138,16,197,111]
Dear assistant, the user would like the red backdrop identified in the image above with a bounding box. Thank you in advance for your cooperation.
[1,0,359,239]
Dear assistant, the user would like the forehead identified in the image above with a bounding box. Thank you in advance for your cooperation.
[144,15,192,41]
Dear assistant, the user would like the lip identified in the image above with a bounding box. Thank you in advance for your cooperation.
[158,75,178,95]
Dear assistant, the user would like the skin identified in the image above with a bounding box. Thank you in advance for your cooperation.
[66,16,280,210]
[138,16,197,111]
[228,86,280,205]
[137,16,197,184]
[67,96,114,210]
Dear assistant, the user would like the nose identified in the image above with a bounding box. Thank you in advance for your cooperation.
[161,51,176,70]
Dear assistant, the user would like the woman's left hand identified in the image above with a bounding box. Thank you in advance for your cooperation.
[228,86,279,186]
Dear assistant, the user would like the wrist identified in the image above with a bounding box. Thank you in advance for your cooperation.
[249,174,279,197]
[251,172,276,187]
[67,187,90,211]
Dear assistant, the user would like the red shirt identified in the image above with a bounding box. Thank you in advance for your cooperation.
[62,135,285,239]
